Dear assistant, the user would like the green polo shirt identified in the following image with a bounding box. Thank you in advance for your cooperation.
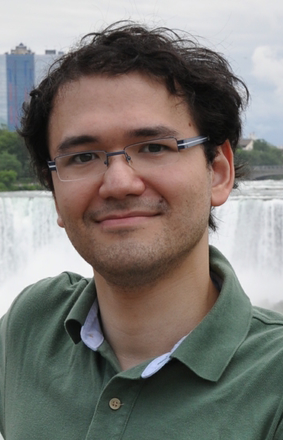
[1,246,283,439]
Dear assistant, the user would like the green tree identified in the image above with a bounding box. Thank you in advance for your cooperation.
[236,139,283,166]
[0,170,17,191]
[253,139,272,152]
[0,151,22,174]
[0,129,34,180]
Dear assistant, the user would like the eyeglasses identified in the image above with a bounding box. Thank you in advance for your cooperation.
[47,135,209,182]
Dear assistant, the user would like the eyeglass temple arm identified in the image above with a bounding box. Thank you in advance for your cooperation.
[47,161,56,171]
[177,136,209,150]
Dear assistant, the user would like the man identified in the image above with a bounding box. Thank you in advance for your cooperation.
[1,22,283,439]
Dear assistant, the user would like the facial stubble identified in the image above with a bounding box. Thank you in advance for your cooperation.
[62,198,211,290]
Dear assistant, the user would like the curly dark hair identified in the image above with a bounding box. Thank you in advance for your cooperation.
[19,21,249,230]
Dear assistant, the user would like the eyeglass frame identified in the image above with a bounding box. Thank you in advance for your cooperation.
[47,135,209,181]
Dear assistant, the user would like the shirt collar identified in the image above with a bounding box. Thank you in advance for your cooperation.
[171,246,252,382]
[80,299,104,350]
[65,246,252,382]
[65,277,97,344]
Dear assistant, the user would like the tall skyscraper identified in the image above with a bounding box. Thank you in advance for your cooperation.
[0,47,61,130]
[6,43,34,131]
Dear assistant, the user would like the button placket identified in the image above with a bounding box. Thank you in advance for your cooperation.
[85,376,143,439]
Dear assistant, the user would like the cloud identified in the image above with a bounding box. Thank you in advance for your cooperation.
[252,45,283,100]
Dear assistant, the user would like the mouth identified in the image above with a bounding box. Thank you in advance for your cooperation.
[96,211,159,229]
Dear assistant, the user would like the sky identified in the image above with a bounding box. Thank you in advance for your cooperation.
[1,0,282,146]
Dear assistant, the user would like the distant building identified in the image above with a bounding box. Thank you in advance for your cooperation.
[238,134,257,151]
[0,56,6,126]
[35,50,59,91]
[0,46,61,131]
[44,50,56,55]
[238,139,254,150]
[6,43,35,130]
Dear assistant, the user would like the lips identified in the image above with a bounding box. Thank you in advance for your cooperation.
[91,209,160,231]
[96,211,157,223]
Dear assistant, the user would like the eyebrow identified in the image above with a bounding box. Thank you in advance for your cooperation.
[56,135,99,153]
[127,125,179,139]
[55,125,180,154]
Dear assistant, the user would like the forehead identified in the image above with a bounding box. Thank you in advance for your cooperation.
[48,73,195,153]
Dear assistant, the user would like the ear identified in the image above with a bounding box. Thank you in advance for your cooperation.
[52,192,65,229]
[211,140,235,207]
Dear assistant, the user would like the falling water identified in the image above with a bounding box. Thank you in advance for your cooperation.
[0,181,282,315]
[210,180,283,308]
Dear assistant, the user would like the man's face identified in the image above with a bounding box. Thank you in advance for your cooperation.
[49,73,217,287]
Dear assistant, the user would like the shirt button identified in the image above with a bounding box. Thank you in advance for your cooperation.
[109,397,122,410]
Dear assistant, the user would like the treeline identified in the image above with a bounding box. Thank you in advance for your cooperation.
[0,129,40,191]
[235,139,283,166]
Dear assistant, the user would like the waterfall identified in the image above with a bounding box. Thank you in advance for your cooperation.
[0,181,282,314]
[0,191,92,313]
[210,191,283,308]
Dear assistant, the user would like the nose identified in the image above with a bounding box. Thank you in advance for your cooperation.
[98,154,146,199]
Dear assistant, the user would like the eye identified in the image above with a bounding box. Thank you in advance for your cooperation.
[71,152,99,164]
[139,143,170,154]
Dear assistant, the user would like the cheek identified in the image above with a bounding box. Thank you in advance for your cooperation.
[54,183,94,224]
[176,172,212,214]
[143,169,208,213]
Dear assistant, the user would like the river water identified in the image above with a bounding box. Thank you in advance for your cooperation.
[0,180,282,315]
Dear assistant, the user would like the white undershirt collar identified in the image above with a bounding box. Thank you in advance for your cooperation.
[80,300,188,378]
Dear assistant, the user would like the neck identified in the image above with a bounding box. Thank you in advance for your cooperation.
[94,242,218,371]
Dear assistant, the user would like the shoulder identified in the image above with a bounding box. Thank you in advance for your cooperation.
[0,272,91,338]
[251,306,283,338]
[253,306,283,325]
[241,306,283,365]
[8,271,89,310]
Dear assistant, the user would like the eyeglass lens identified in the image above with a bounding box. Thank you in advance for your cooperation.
[55,138,180,181]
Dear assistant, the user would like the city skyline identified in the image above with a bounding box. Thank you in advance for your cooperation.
[0,0,282,145]
[0,46,59,129]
